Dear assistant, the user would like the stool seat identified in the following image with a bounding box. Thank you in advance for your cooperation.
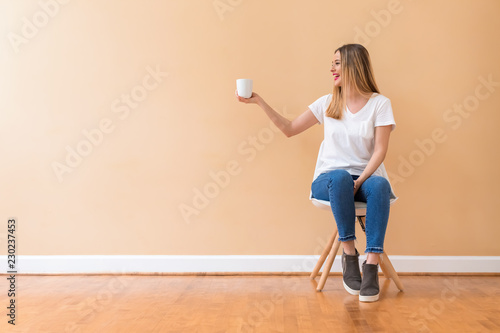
[311,199,367,215]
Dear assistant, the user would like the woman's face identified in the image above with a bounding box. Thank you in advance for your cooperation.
[331,51,342,87]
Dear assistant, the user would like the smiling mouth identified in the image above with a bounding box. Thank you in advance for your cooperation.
[334,74,340,80]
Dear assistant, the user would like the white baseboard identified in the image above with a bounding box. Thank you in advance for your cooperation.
[1,255,499,274]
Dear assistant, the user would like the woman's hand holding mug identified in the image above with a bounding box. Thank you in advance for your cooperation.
[235,90,261,104]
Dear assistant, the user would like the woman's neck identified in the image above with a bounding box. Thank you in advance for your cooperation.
[345,89,372,103]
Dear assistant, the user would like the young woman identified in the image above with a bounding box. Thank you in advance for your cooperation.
[236,44,397,302]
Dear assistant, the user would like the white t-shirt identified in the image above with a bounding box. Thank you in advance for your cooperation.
[308,92,398,203]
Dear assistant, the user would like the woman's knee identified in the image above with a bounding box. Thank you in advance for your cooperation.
[365,176,391,195]
[326,169,352,188]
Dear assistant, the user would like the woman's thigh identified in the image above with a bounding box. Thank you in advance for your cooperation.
[311,173,330,201]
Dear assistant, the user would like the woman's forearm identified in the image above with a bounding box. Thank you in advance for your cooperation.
[358,150,386,183]
[257,98,291,136]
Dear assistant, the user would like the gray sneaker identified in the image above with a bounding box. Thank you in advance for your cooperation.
[341,249,361,295]
[359,260,380,302]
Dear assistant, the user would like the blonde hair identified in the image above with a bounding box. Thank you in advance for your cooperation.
[326,44,380,120]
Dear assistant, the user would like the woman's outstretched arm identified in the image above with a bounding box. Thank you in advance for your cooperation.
[236,92,319,137]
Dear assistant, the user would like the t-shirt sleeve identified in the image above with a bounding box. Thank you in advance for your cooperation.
[375,99,396,132]
[308,94,330,125]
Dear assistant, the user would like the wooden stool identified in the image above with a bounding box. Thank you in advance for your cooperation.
[310,199,404,292]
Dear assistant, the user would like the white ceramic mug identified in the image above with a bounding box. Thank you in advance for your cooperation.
[236,79,253,98]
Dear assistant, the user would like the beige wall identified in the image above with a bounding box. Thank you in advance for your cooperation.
[1,0,499,256]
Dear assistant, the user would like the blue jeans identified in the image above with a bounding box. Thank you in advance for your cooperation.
[311,169,391,253]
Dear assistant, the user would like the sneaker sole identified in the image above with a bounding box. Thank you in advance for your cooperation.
[342,280,360,296]
[359,294,379,302]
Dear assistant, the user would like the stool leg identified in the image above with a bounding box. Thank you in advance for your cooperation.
[310,228,337,280]
[379,257,391,278]
[317,233,341,291]
[380,252,404,291]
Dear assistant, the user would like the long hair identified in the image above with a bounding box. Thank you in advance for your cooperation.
[326,44,380,120]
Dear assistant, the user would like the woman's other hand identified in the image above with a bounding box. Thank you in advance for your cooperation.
[353,179,363,196]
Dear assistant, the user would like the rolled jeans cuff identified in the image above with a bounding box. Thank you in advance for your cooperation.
[338,234,356,242]
[365,247,384,254]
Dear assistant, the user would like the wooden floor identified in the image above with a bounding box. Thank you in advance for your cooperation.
[1,274,500,333]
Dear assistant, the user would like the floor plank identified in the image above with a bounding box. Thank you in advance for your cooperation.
[1,274,499,332]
